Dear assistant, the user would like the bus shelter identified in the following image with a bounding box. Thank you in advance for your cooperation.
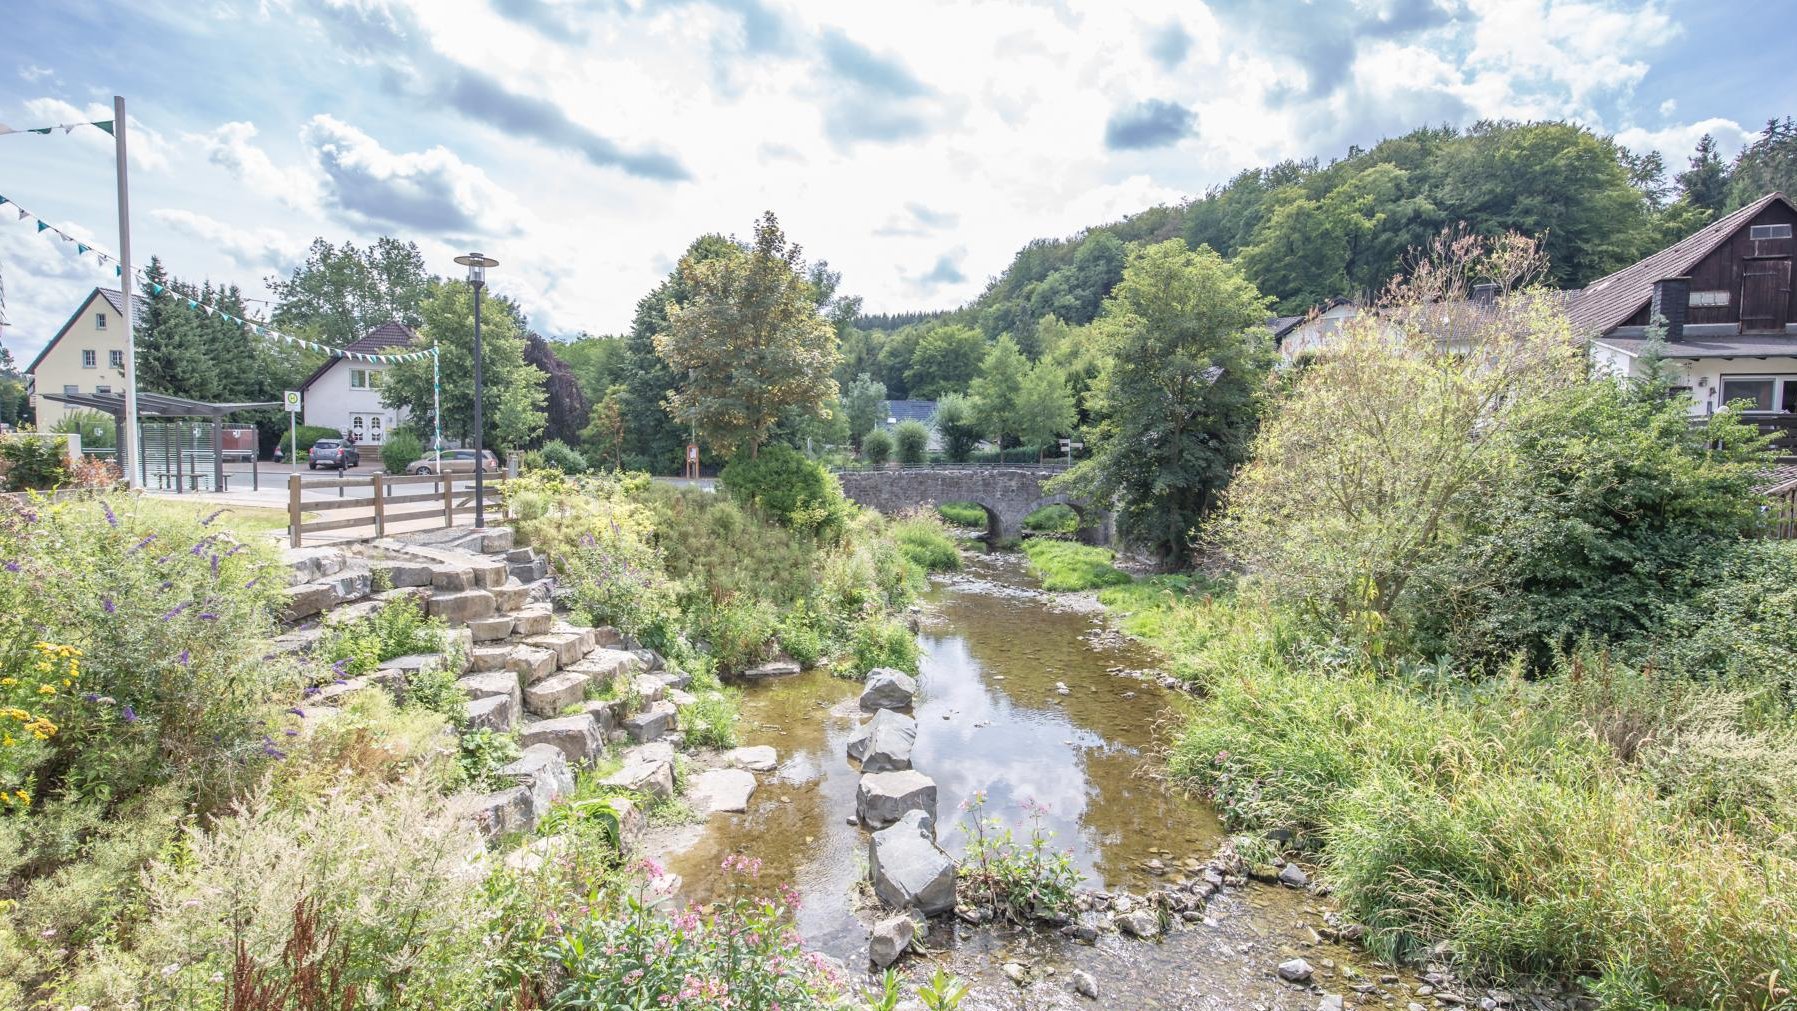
[40,391,279,493]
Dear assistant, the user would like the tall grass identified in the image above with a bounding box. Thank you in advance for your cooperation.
[1020,540,1132,592]
[891,513,963,573]
[1124,583,1797,1009]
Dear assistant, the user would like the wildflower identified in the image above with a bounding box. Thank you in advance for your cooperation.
[201,508,226,526]
[287,707,306,718]
[102,501,118,527]
[102,597,116,614]
[210,555,219,578]
[82,693,99,703]
[160,602,188,621]
[244,577,260,589]
[121,705,138,723]
[2,561,18,573]
[260,737,287,760]
[198,612,218,621]
[127,533,156,554]
[177,650,191,667]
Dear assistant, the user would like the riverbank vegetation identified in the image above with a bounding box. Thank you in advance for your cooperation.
[1090,234,1797,1009]
[1020,540,1130,592]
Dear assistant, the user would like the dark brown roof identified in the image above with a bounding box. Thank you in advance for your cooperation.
[297,320,421,390]
[1594,333,1797,359]
[1567,192,1794,335]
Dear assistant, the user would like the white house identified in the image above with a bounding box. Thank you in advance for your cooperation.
[299,320,414,446]
[23,287,143,429]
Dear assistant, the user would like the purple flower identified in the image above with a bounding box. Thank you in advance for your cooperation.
[198,612,218,621]
[160,602,189,621]
[260,737,287,760]
[159,580,173,590]
[201,509,226,526]
[303,685,321,697]
[102,501,118,528]
[121,705,139,723]
[330,658,349,676]
[210,555,219,578]
[102,597,116,614]
[82,693,99,702]
[287,707,306,718]
[176,650,190,667]
[224,544,245,558]
[127,534,156,554]
[284,728,300,737]
[3,561,18,573]
[244,577,260,589]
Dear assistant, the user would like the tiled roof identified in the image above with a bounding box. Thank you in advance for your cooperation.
[1567,192,1793,335]
[298,320,421,390]
[98,287,152,317]
[1267,315,1304,337]
[24,287,151,376]
[881,399,938,426]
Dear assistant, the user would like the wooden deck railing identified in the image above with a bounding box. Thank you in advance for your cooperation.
[1766,478,1797,540]
[287,472,507,547]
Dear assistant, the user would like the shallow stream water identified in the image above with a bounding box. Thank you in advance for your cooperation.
[655,551,1370,1009]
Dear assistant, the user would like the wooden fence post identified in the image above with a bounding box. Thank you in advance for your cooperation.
[288,473,303,549]
[443,474,455,528]
[372,473,385,538]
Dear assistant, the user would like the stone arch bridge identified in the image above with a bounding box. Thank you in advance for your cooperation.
[835,467,1113,545]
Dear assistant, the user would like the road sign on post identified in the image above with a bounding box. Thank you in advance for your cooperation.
[284,391,302,473]
[685,442,700,480]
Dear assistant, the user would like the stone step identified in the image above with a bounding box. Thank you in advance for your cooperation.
[469,645,513,673]
[600,743,674,799]
[578,697,628,739]
[498,744,574,821]
[456,527,514,554]
[370,559,433,588]
[428,588,496,623]
[506,645,559,684]
[524,670,589,718]
[509,557,548,583]
[510,605,554,637]
[431,565,476,592]
[623,700,677,743]
[467,615,515,642]
[504,546,535,564]
[491,579,531,612]
[549,622,598,653]
[519,713,604,765]
[524,631,587,667]
[282,546,348,586]
[467,692,518,733]
[452,786,533,841]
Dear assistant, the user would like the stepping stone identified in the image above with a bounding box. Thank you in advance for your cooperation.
[519,713,603,766]
[745,658,802,678]
[857,770,937,830]
[724,745,778,772]
[868,810,955,915]
[525,631,587,667]
[429,589,495,623]
[491,579,530,612]
[468,645,513,673]
[467,615,515,642]
[370,560,433,588]
[506,645,558,684]
[451,786,533,841]
[600,752,675,799]
[847,710,916,763]
[860,668,918,711]
[466,693,516,733]
[458,670,519,701]
[505,547,534,564]
[431,566,474,592]
[858,716,916,773]
[511,605,554,637]
[498,744,574,818]
[688,768,757,814]
[623,700,677,743]
[524,671,589,718]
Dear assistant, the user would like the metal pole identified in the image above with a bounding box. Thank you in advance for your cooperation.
[471,281,485,529]
[432,348,442,473]
[113,96,141,489]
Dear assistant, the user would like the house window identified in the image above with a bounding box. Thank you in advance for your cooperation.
[109,350,124,368]
[82,350,97,368]
[63,384,79,397]
[1749,223,1794,240]
[95,385,111,395]
[1720,376,1778,412]
[95,312,107,330]
[367,369,383,389]
[350,369,367,389]
[1690,290,1730,307]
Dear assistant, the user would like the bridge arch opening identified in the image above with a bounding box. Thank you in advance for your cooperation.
[936,499,1006,545]
[1020,495,1107,545]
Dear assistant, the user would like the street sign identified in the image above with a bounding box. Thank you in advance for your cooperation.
[283,390,303,413]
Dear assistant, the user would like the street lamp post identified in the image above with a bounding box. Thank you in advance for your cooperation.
[454,253,499,529]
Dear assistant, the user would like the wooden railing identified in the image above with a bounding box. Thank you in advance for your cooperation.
[287,472,507,547]
[1767,479,1797,539]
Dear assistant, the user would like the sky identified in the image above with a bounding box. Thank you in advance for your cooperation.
[0,0,1792,365]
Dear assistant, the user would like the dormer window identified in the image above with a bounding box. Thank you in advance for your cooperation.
[1749,223,1793,240]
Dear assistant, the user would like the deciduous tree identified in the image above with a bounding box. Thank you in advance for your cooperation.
[1014,360,1076,460]
[269,237,432,349]
[842,372,887,448]
[382,280,547,451]
[969,334,1028,449]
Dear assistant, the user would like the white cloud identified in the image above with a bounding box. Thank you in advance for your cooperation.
[297,114,531,236]
[19,97,175,173]
[149,209,306,270]
[1615,117,1757,162]
[193,121,321,209]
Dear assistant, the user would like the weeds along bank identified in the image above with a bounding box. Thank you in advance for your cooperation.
[0,460,964,1010]
[1080,237,1797,1010]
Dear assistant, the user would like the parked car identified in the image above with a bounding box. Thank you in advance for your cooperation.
[308,438,360,470]
[406,448,500,476]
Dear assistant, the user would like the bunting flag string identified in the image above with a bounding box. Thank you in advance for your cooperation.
[0,120,114,137]
[0,190,439,365]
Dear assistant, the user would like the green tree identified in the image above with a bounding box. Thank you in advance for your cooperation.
[969,334,1028,449]
[655,212,841,459]
[932,392,980,463]
[1013,360,1076,460]
[135,258,219,401]
[559,334,627,403]
[893,419,930,465]
[382,280,547,451]
[842,372,887,448]
[1059,241,1274,565]
[1725,117,1797,210]
[269,237,432,349]
[903,324,985,399]
[617,235,738,472]
[1675,133,1729,215]
[580,384,627,471]
[862,427,893,467]
[49,408,116,449]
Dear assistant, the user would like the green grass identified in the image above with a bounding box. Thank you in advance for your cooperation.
[1116,584,1797,1009]
[130,496,296,537]
[937,501,987,528]
[1021,503,1079,534]
[1020,539,1132,592]
[892,515,963,572]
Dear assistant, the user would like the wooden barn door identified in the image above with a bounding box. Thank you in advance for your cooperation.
[1742,259,1791,333]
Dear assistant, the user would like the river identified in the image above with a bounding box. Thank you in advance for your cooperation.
[655,550,1368,1010]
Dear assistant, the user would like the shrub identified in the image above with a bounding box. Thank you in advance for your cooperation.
[698,595,778,674]
[862,427,893,467]
[459,728,523,792]
[526,438,589,475]
[678,685,740,749]
[774,604,829,667]
[546,855,848,1010]
[847,617,918,676]
[379,428,425,473]
[318,594,446,678]
[402,662,469,729]
[892,513,962,572]
[0,435,70,491]
[276,424,342,458]
[1022,503,1078,534]
[958,793,1082,923]
[1021,539,1131,591]
[49,409,116,449]
[718,444,851,540]
[937,501,987,528]
[893,419,930,465]
[933,393,980,463]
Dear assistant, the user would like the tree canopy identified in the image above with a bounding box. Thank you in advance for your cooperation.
[268,237,433,349]
[382,280,547,451]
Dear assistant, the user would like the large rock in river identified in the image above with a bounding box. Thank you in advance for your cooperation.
[847,709,916,765]
[859,667,918,712]
[868,809,955,915]
[857,769,936,830]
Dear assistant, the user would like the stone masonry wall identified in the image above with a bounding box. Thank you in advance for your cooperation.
[836,468,1111,544]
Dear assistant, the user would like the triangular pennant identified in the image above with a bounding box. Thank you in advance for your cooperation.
[36,219,49,232]
[17,208,28,221]
[0,195,7,205]
[92,120,114,136]
[115,265,123,276]
[76,243,88,255]
[62,125,76,135]
[28,127,51,135]
[150,282,165,294]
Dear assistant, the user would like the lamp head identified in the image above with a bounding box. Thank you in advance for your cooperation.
[454,252,499,287]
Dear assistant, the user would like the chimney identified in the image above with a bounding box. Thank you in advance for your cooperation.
[1471,282,1499,305]
[1651,276,1691,341]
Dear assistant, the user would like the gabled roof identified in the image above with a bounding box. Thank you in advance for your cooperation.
[24,287,149,376]
[298,320,421,390]
[881,399,938,426]
[1567,192,1794,335]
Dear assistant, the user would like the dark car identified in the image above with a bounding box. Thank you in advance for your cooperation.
[308,438,360,470]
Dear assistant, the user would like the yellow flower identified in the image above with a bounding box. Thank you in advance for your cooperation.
[37,685,54,696]
[0,677,15,686]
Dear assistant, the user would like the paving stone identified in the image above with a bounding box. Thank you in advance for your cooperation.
[524,671,589,718]
[724,745,778,772]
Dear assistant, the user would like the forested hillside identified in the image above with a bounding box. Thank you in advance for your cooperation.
[845,118,1797,398]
